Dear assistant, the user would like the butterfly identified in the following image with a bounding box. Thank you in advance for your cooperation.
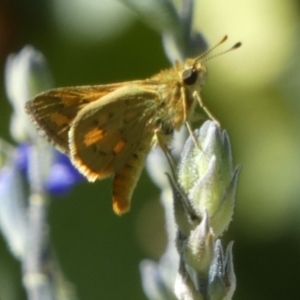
[25,35,241,214]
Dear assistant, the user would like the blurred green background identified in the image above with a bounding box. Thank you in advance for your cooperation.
[0,0,300,299]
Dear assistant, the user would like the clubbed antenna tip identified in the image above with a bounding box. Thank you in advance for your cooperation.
[232,42,242,50]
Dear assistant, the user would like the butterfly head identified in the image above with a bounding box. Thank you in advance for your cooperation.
[180,36,242,91]
[181,59,208,90]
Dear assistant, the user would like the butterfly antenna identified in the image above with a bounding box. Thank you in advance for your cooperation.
[195,35,228,60]
[200,42,242,63]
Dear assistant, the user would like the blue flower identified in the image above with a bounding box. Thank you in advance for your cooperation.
[45,151,84,195]
[15,143,83,196]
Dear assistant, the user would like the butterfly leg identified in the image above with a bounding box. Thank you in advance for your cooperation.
[180,87,202,150]
[154,132,178,180]
[185,120,202,148]
[193,91,220,126]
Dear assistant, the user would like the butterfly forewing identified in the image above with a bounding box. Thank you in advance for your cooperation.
[69,86,157,178]
[25,83,137,153]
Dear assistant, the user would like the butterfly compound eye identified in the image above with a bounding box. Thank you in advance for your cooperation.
[182,68,198,85]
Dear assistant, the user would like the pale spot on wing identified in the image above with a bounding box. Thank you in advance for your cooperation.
[83,127,105,146]
[50,112,70,126]
[113,139,126,155]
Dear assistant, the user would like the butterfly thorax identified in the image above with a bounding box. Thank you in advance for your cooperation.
[146,69,184,135]
[147,59,207,136]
